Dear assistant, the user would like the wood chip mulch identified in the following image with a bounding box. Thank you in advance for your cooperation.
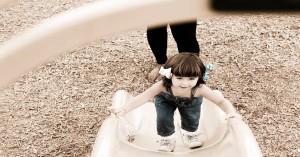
[0,0,299,157]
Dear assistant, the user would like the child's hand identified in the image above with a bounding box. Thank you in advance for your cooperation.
[108,107,126,117]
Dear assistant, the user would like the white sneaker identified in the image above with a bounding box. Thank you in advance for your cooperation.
[181,129,202,149]
[158,134,176,152]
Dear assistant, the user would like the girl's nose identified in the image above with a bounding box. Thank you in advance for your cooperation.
[181,81,189,86]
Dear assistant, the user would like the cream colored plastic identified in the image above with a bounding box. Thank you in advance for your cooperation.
[92,90,263,157]
[0,0,12,8]
[0,0,219,89]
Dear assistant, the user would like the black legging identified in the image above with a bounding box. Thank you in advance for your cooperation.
[147,20,200,64]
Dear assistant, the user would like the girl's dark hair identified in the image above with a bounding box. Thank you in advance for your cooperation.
[162,53,206,88]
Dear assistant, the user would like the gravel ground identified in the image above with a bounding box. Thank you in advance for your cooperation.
[0,0,299,157]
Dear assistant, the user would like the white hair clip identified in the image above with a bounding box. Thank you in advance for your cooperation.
[159,67,172,79]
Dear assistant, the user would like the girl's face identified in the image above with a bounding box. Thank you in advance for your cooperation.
[171,75,199,91]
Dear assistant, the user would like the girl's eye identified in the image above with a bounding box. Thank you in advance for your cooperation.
[176,77,182,79]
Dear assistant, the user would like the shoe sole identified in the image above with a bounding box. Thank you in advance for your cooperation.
[189,143,203,149]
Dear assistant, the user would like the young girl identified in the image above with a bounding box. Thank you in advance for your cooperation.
[113,53,236,152]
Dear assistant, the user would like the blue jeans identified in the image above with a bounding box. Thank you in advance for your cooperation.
[154,93,202,136]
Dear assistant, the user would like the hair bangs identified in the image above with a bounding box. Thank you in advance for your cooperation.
[172,58,202,77]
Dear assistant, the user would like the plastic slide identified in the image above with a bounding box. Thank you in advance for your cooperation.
[0,0,11,8]
[91,90,263,157]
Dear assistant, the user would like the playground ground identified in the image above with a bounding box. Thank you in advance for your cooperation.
[0,0,299,156]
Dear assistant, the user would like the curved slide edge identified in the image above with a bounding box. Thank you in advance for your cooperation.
[227,118,263,157]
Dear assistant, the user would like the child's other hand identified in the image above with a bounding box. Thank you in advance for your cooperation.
[108,107,126,117]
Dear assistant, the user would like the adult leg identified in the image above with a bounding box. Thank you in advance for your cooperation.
[170,20,200,54]
[147,25,168,64]
[146,25,168,81]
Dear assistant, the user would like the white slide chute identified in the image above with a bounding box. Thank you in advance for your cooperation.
[92,90,263,157]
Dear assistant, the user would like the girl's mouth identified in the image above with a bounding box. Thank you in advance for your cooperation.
[179,86,188,89]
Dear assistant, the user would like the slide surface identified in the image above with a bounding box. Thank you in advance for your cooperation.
[91,90,263,157]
